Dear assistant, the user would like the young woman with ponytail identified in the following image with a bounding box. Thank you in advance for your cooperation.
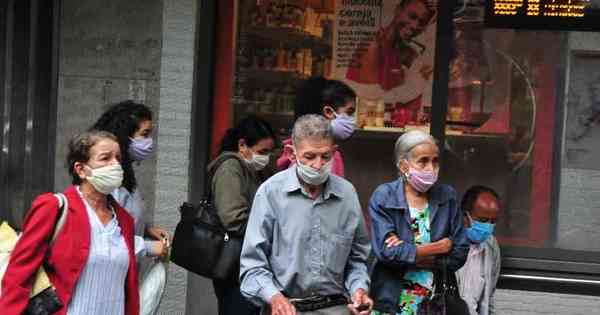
[277,76,358,177]
[209,115,276,315]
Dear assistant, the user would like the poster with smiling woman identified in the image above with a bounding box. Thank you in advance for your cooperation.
[332,0,438,121]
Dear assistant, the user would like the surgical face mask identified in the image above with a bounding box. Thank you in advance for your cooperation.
[129,137,154,161]
[244,151,270,171]
[331,112,356,140]
[296,158,332,186]
[404,166,438,193]
[466,215,495,244]
[84,163,124,195]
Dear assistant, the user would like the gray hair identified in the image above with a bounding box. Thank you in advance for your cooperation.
[292,114,334,145]
[394,130,438,166]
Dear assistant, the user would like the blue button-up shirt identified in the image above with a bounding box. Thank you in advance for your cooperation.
[240,166,371,307]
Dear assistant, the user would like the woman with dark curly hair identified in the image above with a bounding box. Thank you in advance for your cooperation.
[92,100,168,256]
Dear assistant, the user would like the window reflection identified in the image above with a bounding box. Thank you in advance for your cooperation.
[442,4,561,247]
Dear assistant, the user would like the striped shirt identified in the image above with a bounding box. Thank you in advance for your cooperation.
[67,187,130,315]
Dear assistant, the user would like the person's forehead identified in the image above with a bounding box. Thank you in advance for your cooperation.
[472,192,500,216]
[254,137,274,148]
[139,119,153,130]
[410,142,438,157]
[405,1,427,13]
[90,139,120,155]
[295,137,334,153]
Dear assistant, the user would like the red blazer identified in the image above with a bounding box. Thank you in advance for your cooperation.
[0,185,139,315]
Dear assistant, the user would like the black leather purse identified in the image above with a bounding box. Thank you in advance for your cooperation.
[419,258,470,315]
[170,156,244,281]
[25,288,63,315]
[18,194,67,315]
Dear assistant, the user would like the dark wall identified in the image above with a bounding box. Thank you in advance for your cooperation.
[0,0,60,227]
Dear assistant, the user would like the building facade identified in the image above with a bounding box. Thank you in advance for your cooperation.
[2,0,600,314]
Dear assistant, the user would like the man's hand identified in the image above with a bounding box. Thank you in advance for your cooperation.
[384,233,403,248]
[348,288,373,315]
[270,293,296,315]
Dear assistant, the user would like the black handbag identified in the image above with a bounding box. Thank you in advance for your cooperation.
[170,156,244,281]
[24,288,63,315]
[419,258,470,315]
[24,194,69,315]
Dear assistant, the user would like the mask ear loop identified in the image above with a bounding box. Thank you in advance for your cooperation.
[466,212,474,225]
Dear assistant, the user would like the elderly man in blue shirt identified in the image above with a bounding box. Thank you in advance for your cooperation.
[240,114,373,315]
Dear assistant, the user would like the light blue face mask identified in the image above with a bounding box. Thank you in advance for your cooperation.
[466,217,495,244]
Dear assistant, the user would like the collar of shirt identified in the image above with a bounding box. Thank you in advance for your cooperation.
[379,178,452,211]
[282,165,344,200]
[469,242,485,256]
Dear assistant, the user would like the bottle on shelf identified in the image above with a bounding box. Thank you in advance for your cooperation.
[293,6,305,31]
[258,89,274,114]
[263,48,275,70]
[284,49,293,71]
[375,100,385,127]
[250,4,265,27]
[295,49,304,74]
[384,103,393,128]
[282,84,295,115]
[324,57,332,79]
[265,3,276,27]
[321,15,333,42]
[302,48,312,76]
[276,47,287,70]
[303,7,316,34]
[356,97,367,128]
[366,100,376,127]
[312,55,323,76]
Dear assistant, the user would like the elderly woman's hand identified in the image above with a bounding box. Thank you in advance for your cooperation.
[384,233,404,248]
[435,237,453,254]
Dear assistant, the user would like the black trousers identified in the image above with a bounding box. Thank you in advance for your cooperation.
[212,278,259,315]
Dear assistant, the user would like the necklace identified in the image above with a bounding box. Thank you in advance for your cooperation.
[81,190,108,212]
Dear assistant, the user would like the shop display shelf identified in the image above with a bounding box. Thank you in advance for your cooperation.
[238,68,307,84]
[351,125,474,141]
[242,26,332,52]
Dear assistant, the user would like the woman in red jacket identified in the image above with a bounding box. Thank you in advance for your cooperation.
[0,130,139,315]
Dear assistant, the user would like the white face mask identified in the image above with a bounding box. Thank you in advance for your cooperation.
[83,163,124,194]
[296,158,332,186]
[245,151,270,171]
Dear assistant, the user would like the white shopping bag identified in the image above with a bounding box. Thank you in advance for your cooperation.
[140,260,168,315]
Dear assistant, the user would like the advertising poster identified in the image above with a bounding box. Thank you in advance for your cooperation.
[332,0,438,128]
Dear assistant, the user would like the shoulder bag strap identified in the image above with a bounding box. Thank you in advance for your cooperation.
[49,193,69,244]
[206,154,244,201]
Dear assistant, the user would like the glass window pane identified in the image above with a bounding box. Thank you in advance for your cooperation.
[558,50,600,252]
[230,0,441,213]
[442,3,562,248]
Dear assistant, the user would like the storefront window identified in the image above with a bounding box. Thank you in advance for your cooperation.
[215,0,600,277]
[226,0,442,209]
[442,2,600,274]
[441,3,558,248]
